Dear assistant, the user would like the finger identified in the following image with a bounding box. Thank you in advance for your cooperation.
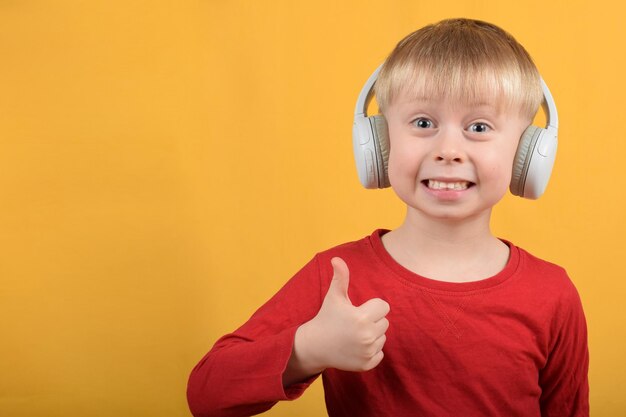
[327,257,351,302]
[363,350,385,371]
[358,298,390,320]
[371,334,387,356]
[373,317,390,336]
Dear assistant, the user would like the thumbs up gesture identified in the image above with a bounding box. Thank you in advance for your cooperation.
[293,257,390,374]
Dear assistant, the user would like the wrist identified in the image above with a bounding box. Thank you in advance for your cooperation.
[293,321,326,375]
[282,322,325,387]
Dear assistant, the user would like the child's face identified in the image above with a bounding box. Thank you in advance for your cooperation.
[384,92,530,223]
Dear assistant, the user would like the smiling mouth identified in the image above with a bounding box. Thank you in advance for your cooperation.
[423,179,474,190]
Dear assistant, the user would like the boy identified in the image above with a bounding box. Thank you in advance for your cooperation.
[188,18,589,416]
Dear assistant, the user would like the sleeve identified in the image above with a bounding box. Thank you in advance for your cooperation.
[187,255,326,417]
[539,280,589,417]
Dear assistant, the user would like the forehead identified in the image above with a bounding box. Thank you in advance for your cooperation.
[386,92,511,123]
[377,62,541,121]
[385,90,531,136]
[391,89,501,110]
[390,67,514,107]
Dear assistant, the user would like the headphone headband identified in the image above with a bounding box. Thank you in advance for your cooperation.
[540,78,558,130]
[354,65,382,118]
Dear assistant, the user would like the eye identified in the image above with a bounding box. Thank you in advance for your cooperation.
[468,122,490,133]
[412,118,433,129]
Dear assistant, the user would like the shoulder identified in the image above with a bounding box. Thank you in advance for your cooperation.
[310,229,386,281]
[512,243,583,307]
[507,244,587,347]
[515,244,571,285]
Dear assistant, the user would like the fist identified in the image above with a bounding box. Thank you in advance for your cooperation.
[297,257,390,373]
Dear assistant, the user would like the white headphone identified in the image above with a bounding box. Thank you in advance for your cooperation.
[352,65,559,199]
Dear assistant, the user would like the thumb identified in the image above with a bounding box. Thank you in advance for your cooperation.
[327,257,351,302]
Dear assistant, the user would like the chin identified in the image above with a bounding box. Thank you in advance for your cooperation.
[408,203,494,224]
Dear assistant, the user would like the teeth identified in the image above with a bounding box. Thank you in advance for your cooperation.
[428,180,469,190]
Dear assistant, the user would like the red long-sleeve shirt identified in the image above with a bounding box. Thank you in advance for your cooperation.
[188,230,589,416]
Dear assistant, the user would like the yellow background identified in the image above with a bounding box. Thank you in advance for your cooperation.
[0,1,623,416]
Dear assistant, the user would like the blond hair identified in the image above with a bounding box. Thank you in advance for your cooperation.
[375,19,543,120]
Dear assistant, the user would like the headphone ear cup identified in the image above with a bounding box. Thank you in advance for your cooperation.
[510,125,542,197]
[371,115,390,188]
[352,116,381,189]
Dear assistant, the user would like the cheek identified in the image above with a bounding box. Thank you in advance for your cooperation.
[481,147,517,186]
[387,148,420,197]
[502,141,521,179]
[386,150,403,187]
[490,163,513,185]
[388,146,418,178]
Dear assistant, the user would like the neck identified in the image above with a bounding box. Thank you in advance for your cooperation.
[397,207,495,248]
[382,207,508,282]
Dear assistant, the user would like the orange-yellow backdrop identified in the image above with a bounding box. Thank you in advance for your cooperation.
[0,1,623,416]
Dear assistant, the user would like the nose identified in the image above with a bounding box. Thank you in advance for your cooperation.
[433,131,465,164]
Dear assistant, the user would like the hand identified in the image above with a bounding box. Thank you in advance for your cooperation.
[295,257,390,373]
